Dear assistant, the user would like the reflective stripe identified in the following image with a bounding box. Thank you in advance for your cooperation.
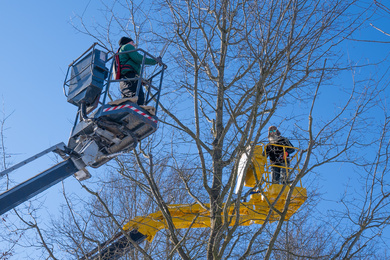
[103,104,157,123]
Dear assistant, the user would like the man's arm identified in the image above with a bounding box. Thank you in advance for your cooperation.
[124,44,157,65]
[284,138,295,154]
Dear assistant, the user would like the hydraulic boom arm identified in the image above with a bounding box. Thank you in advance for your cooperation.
[0,159,78,215]
[0,142,88,216]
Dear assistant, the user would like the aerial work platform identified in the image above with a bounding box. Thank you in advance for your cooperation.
[85,144,307,259]
[63,43,165,170]
[0,43,166,216]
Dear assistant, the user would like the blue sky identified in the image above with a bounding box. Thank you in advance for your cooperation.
[0,1,95,159]
[0,2,101,257]
[1,0,390,258]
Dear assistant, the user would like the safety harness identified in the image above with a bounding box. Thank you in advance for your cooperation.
[115,47,135,80]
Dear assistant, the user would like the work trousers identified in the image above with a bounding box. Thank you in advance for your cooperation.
[271,161,290,184]
[119,71,144,105]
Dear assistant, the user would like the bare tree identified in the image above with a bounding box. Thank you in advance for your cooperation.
[0,107,15,260]
[61,0,390,259]
[370,0,390,36]
[4,0,390,259]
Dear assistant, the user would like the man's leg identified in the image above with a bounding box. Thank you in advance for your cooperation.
[120,81,136,98]
[271,166,281,184]
[280,161,293,184]
[120,71,143,104]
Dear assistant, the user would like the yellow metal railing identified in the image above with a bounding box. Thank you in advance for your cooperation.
[245,144,303,191]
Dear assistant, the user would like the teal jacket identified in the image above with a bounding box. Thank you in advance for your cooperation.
[118,43,157,75]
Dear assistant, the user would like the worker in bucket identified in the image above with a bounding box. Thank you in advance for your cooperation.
[264,126,295,184]
[116,36,162,105]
